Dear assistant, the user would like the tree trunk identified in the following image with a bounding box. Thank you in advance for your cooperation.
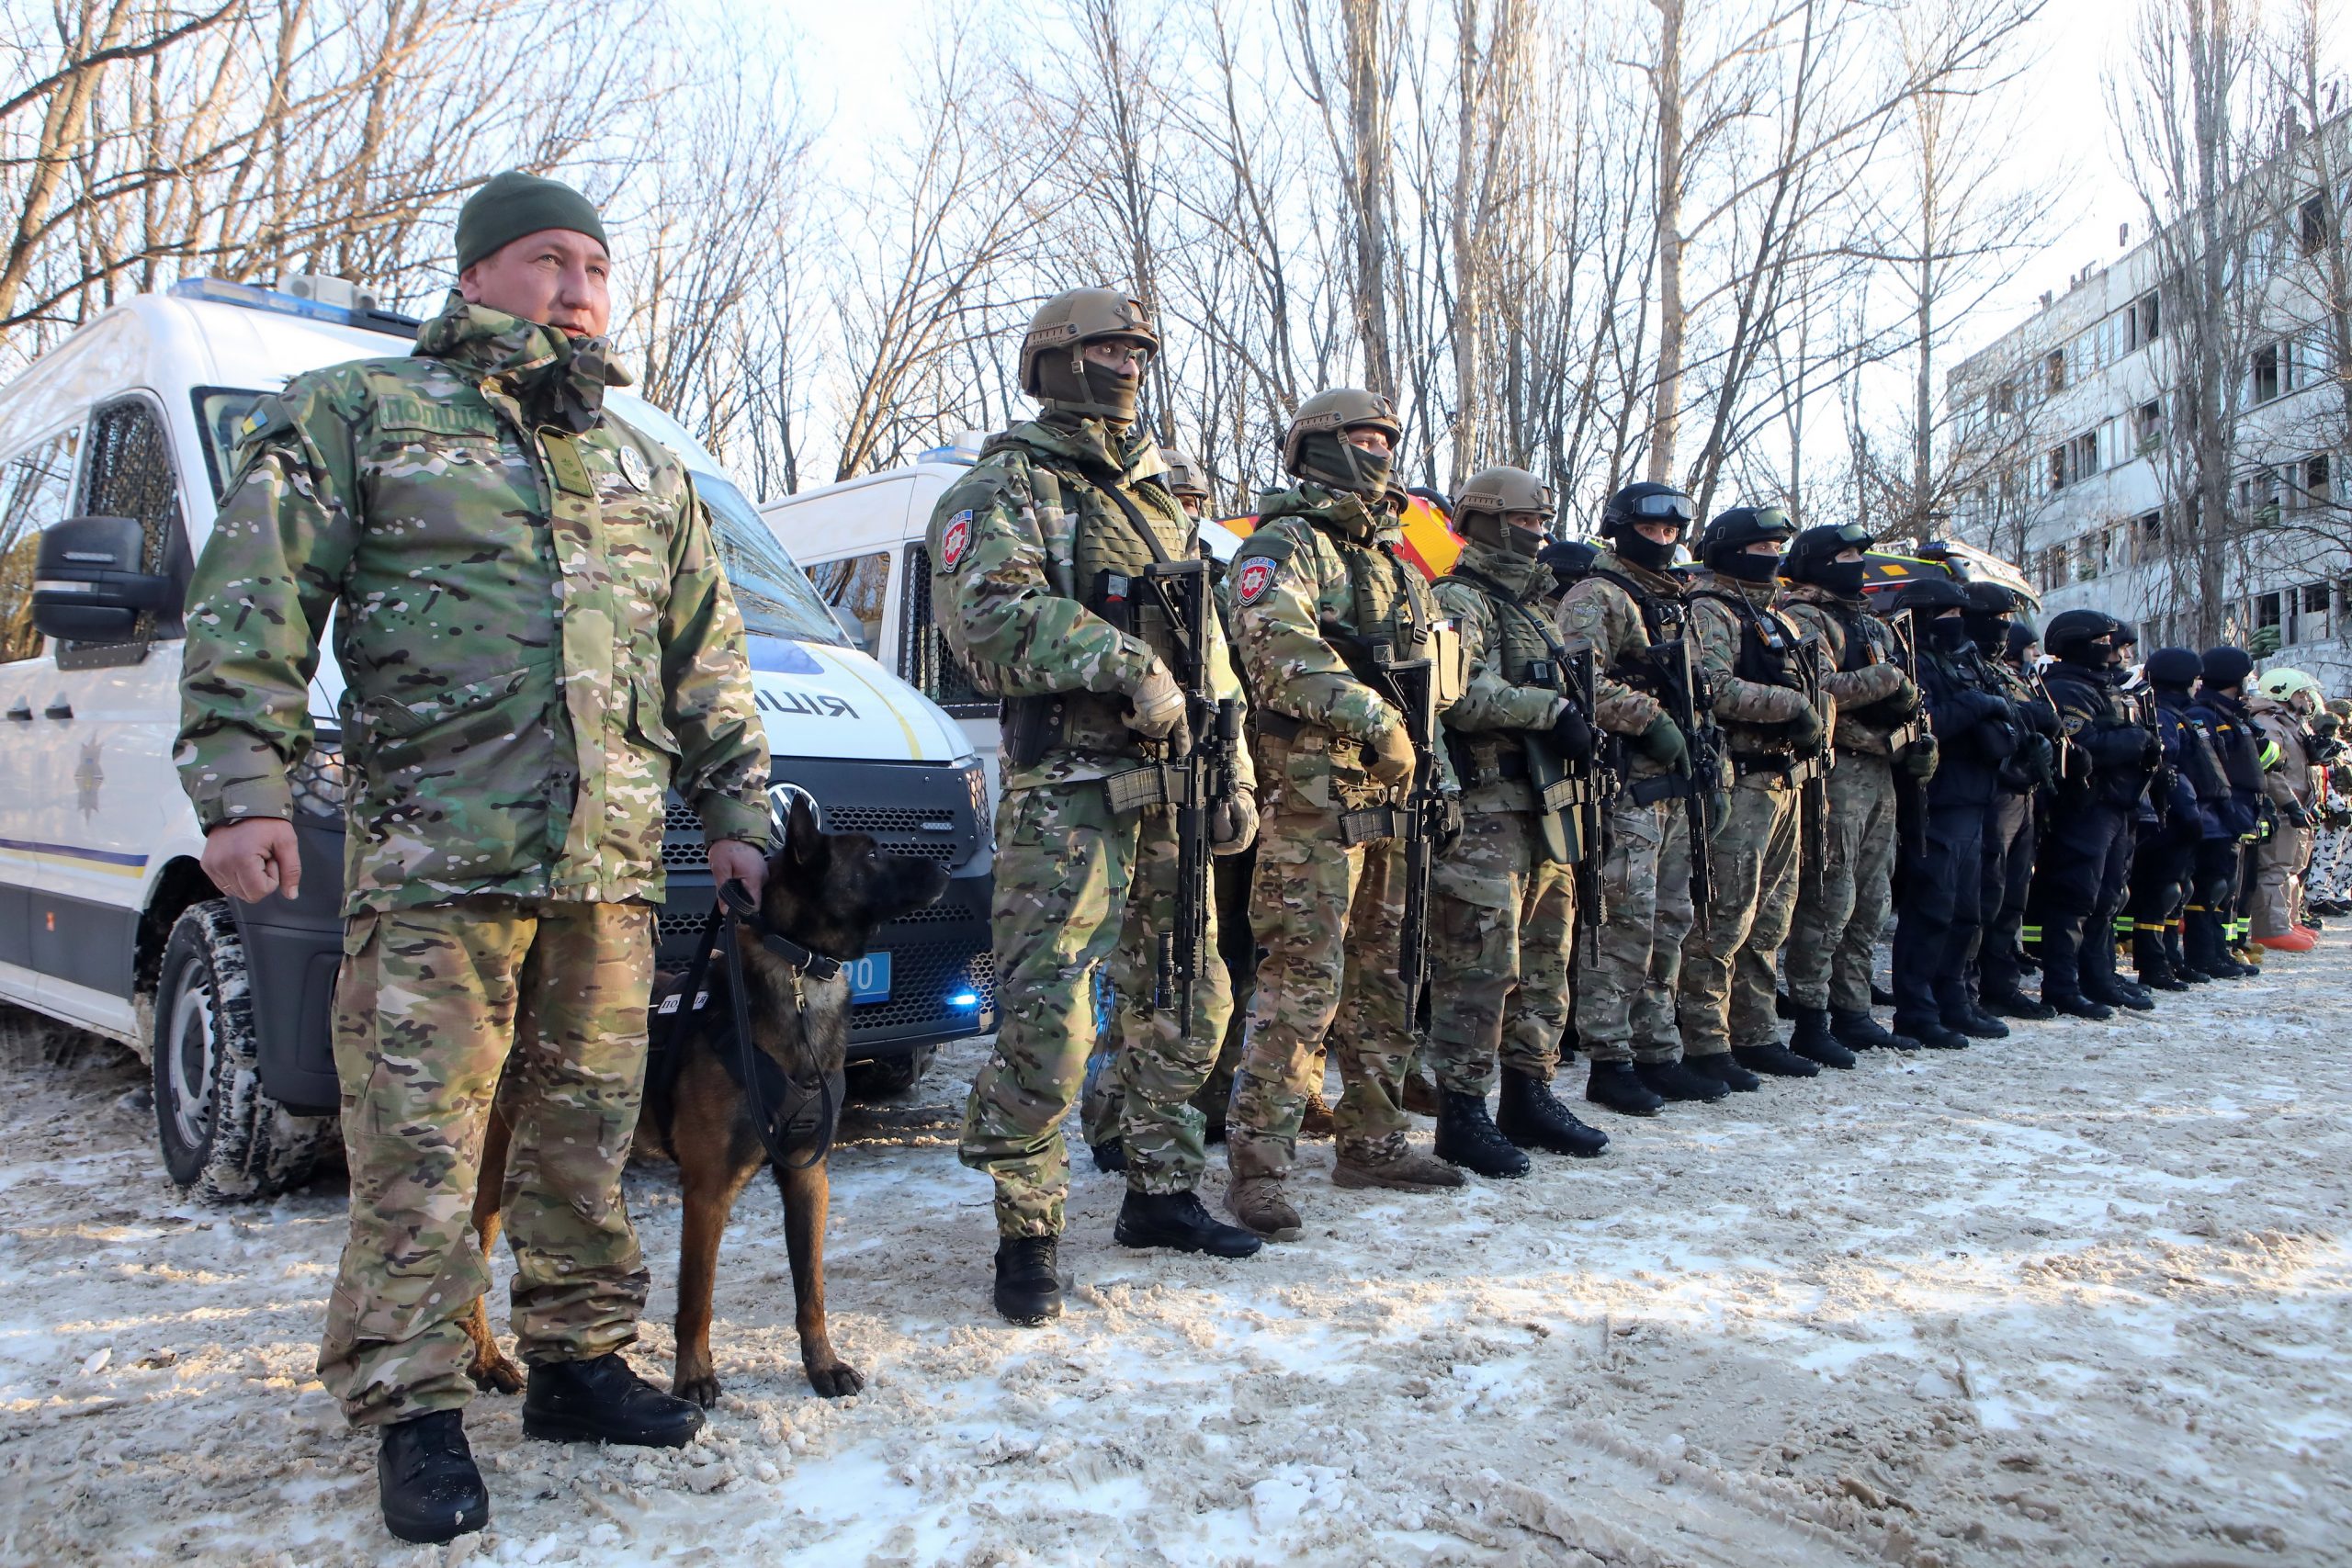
[1645,0,1684,485]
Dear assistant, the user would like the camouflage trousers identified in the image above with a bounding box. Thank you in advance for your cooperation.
[1428,809,1576,1095]
[320,899,653,1428]
[1786,752,1896,1014]
[1679,777,1801,1056]
[1227,794,1415,1179]
[1575,793,1694,1065]
[961,783,1229,1237]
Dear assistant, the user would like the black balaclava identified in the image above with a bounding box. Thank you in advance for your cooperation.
[1926,613,1973,652]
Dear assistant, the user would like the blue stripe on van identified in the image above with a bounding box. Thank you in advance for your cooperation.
[0,837,151,869]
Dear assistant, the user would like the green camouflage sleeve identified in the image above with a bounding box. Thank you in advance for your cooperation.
[175,384,361,829]
[1555,579,1660,735]
[662,479,771,848]
[1434,579,1559,734]
[928,461,1157,699]
[1228,525,1396,744]
[1784,602,1903,706]
[1693,597,1809,726]
[1204,595,1259,795]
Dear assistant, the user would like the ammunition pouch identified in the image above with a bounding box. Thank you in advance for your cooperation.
[1627,773,1692,806]
[1339,807,1398,845]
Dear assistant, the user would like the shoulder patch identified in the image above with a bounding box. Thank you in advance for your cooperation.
[1237,529,1298,565]
[941,510,974,570]
[1232,556,1280,606]
[616,445,650,491]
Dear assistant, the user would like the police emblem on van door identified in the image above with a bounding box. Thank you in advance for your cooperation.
[616,445,650,491]
[942,511,972,569]
[1234,557,1278,606]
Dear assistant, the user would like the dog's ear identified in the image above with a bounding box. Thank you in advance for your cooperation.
[786,793,827,868]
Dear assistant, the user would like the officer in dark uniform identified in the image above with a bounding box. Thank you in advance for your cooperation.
[2137,648,2233,985]
[1981,620,2060,1011]
[2187,647,2266,978]
[1963,586,2054,1021]
[2029,611,2162,1018]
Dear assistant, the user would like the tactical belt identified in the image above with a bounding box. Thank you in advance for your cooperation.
[1626,773,1692,805]
[1101,761,1197,813]
[1733,752,1827,788]
[1339,806,1398,845]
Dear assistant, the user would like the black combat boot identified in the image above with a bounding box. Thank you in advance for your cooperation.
[1730,1041,1823,1077]
[1787,1009,1857,1069]
[990,1235,1064,1325]
[1090,1140,1128,1174]
[2083,976,2154,1011]
[522,1354,705,1448]
[1830,1009,1904,1050]
[378,1411,489,1544]
[1114,1189,1264,1257]
[1683,1053,1761,1092]
[1980,986,2055,1020]
[1939,993,2010,1039]
[1871,981,1898,1008]
[1496,1067,1611,1155]
[1586,1060,1665,1116]
[2134,936,2188,992]
[2044,991,2114,1021]
[1433,1089,1532,1178]
[1892,1012,1969,1050]
[1637,1057,1734,1100]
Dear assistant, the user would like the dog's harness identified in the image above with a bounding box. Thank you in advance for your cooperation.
[652,880,842,1171]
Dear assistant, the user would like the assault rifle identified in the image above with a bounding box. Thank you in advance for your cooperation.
[1567,647,1613,956]
[1098,559,1241,1037]
[1883,608,1930,863]
[1648,635,1722,912]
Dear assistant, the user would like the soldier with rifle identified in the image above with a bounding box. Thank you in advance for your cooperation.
[1555,482,1728,1116]
[1984,619,2067,1007]
[926,288,1263,1326]
[1220,389,1468,1241]
[1962,586,2060,1020]
[1779,524,1928,1057]
[1679,508,1843,1083]
[1423,467,1611,1178]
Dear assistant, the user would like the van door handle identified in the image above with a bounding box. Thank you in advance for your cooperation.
[5,700,29,722]
[42,697,72,720]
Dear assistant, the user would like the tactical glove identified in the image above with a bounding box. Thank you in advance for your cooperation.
[1368,721,1418,786]
[1547,703,1595,763]
[1901,734,1939,779]
[2140,729,2164,770]
[1633,713,1690,773]
[1885,676,1921,720]
[1125,664,1185,739]
[1212,788,1259,855]
[1779,705,1826,753]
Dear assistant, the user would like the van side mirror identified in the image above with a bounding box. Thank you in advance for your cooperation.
[31,516,176,643]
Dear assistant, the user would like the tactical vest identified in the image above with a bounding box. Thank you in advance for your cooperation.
[1587,566,1688,697]
[1819,598,1891,673]
[1689,587,1803,691]
[1437,563,1563,785]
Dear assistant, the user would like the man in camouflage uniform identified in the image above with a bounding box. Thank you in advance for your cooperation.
[929,289,1262,1327]
[1555,482,1724,1116]
[177,173,762,1543]
[1221,389,1466,1239]
[1424,467,1608,1176]
[1679,507,1840,1082]
[1779,524,1928,1055]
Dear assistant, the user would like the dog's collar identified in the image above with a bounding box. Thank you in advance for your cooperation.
[718,880,845,982]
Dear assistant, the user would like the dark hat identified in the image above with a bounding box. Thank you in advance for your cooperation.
[2145,647,2202,689]
[2200,646,2255,692]
[2004,621,2040,660]
[456,171,608,272]
[1962,581,2018,615]
[1538,537,1599,597]
[2043,608,2124,661]
[1894,577,1971,614]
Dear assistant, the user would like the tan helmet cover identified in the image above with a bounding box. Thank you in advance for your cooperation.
[1161,446,1210,501]
[1453,464,1555,525]
[1019,288,1159,396]
[1281,387,1402,476]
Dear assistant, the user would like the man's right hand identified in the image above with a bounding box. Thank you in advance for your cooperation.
[1634,713,1689,773]
[1125,663,1185,739]
[202,818,303,903]
[1367,722,1417,785]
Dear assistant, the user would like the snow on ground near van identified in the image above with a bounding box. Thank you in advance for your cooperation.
[2,945,2349,1568]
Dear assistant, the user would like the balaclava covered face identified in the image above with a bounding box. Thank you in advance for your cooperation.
[1297,429,1393,496]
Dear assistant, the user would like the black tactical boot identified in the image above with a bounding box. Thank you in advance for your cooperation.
[1496,1067,1611,1154]
[1114,1189,1264,1257]
[990,1234,1064,1325]
[1787,1009,1857,1069]
[1981,986,2055,1021]
[2134,938,2188,991]
[1830,1009,1903,1050]
[378,1411,489,1545]
[1947,1002,2010,1040]
[1586,1060,1665,1116]
[522,1354,705,1448]
[1730,1042,1823,1077]
[1090,1140,1128,1174]
[1683,1053,1761,1092]
[2044,991,2114,1021]
[1434,1089,1532,1178]
[1893,1012,1969,1050]
[1636,1057,1734,1101]
[1871,981,1898,1008]
[2083,977,2154,1011]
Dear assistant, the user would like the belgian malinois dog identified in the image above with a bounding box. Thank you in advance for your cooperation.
[460,795,949,1403]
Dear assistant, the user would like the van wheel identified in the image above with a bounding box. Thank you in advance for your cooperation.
[152,900,332,1202]
[847,1045,933,1100]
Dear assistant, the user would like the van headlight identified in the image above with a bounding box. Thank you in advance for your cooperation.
[957,758,989,825]
[289,739,347,818]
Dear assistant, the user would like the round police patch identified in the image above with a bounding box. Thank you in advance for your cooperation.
[616,445,650,491]
[1234,557,1278,606]
[942,510,973,569]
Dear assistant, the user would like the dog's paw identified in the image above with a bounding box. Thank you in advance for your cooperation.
[806,1360,865,1399]
[467,1351,526,1395]
[673,1370,721,1409]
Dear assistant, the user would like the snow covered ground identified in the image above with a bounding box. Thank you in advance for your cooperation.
[2,938,2348,1568]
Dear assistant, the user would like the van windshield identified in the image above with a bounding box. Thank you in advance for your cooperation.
[192,389,843,648]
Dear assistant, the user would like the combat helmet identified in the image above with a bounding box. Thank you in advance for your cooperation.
[1161,446,1211,513]
[1597,481,1696,574]
[1782,523,1873,594]
[2043,608,2128,665]
[1283,388,1402,496]
[1453,465,1555,558]
[1020,288,1158,423]
[1697,505,1795,581]
[1538,538,1599,603]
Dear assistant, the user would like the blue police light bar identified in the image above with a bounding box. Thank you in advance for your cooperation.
[947,990,981,1008]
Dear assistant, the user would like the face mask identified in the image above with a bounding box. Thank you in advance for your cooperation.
[1506,524,1548,560]
[1815,558,1867,597]
[519,332,615,434]
[1613,528,1679,574]
[1037,350,1141,423]
[1715,551,1781,583]
[1927,615,1973,651]
[1297,430,1392,497]
[1966,615,2010,655]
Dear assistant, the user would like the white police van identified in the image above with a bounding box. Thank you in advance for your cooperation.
[758,437,1243,806]
[0,277,995,1201]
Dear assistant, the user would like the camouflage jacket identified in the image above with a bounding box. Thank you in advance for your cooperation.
[1780,583,1907,757]
[1434,542,1567,813]
[1227,484,1456,810]
[922,414,1251,794]
[1553,547,1676,776]
[177,295,770,916]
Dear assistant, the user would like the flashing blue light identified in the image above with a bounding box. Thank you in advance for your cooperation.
[947,990,981,1008]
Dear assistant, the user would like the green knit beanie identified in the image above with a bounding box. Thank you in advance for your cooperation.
[454,171,608,272]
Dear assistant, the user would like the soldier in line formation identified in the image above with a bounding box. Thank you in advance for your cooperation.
[931,288,2349,1326]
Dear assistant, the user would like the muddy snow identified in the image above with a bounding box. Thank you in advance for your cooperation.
[2,941,2348,1568]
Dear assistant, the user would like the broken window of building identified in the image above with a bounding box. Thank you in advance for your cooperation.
[2134,400,2165,454]
[2252,343,2282,403]
[2301,194,2329,257]
[2125,290,2161,351]
[2045,348,2066,394]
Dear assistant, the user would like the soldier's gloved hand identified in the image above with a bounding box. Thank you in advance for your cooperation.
[1212,788,1259,855]
[2140,728,2164,769]
[1434,796,1465,856]
[1634,713,1689,773]
[1885,675,1921,719]
[1367,721,1417,785]
[1902,734,1939,779]
[1125,663,1186,739]
[1547,703,1594,762]
[1779,704,1825,753]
